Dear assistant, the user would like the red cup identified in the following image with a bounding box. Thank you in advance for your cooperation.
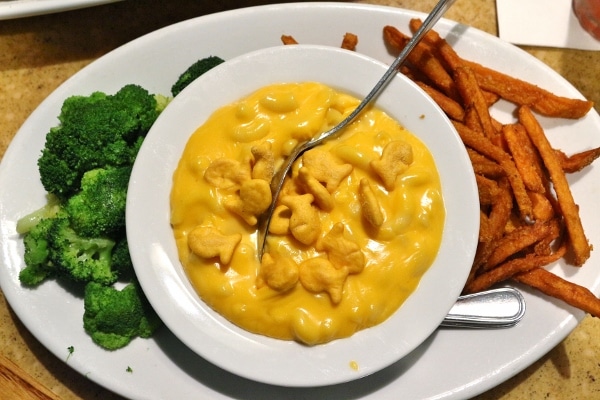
[573,0,600,41]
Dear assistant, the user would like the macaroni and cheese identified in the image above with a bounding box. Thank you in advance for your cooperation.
[170,82,445,345]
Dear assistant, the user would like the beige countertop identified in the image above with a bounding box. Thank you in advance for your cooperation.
[1,0,600,399]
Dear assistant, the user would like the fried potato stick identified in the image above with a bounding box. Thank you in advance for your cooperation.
[555,147,600,173]
[484,219,560,270]
[405,18,593,119]
[514,267,600,318]
[475,174,500,206]
[341,32,358,51]
[519,106,591,266]
[529,191,556,222]
[383,25,458,98]
[467,148,505,179]
[454,66,498,140]
[465,60,593,119]
[414,80,465,121]
[466,242,566,294]
[502,123,546,193]
[281,35,298,45]
[453,121,533,219]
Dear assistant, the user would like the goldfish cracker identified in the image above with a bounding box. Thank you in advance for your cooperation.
[301,148,353,192]
[298,167,335,211]
[370,139,413,190]
[258,253,299,292]
[298,257,349,304]
[204,157,251,191]
[223,178,272,226]
[188,226,241,265]
[316,223,365,274]
[280,193,321,245]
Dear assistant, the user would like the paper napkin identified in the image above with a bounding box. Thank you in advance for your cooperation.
[497,0,600,51]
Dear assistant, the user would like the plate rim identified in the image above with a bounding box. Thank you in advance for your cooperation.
[0,2,598,399]
[126,43,479,387]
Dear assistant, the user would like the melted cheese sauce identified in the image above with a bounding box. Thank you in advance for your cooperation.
[170,82,445,345]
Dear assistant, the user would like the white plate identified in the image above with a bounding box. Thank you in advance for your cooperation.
[126,44,478,387]
[0,3,599,399]
[0,0,121,20]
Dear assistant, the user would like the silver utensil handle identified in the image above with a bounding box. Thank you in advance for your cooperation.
[441,287,526,328]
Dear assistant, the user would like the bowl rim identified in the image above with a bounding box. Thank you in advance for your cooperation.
[126,44,479,387]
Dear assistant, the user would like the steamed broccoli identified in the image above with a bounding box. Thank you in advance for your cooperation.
[38,84,168,198]
[19,57,223,349]
[111,237,135,281]
[17,83,170,349]
[47,215,118,285]
[19,217,57,286]
[17,195,62,286]
[83,281,161,350]
[20,212,119,286]
[65,166,131,238]
[171,56,225,97]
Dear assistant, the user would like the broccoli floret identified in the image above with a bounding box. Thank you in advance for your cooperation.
[38,85,165,198]
[111,237,134,281]
[83,281,162,350]
[19,217,57,286]
[171,56,225,97]
[65,166,131,238]
[47,216,118,285]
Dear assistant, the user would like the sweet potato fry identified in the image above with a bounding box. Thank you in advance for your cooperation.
[414,80,465,121]
[465,60,593,119]
[453,121,533,219]
[484,219,560,270]
[341,32,358,51]
[466,242,566,294]
[519,106,591,266]
[408,18,463,71]
[467,148,505,178]
[475,174,500,206]
[555,147,600,173]
[470,178,513,277]
[454,65,498,140]
[514,267,600,318]
[281,35,298,45]
[502,123,546,193]
[529,191,556,222]
[383,25,458,98]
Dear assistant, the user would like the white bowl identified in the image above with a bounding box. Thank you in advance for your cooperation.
[126,44,479,387]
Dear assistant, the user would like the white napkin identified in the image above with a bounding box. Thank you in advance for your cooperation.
[497,0,600,50]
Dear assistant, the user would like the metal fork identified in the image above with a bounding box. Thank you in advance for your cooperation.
[256,0,458,258]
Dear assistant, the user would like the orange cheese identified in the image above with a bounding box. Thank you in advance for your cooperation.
[170,82,445,345]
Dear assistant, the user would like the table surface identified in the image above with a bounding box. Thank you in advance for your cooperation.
[1,0,600,399]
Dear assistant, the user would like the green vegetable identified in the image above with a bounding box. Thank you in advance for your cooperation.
[19,217,56,286]
[83,281,161,350]
[111,237,135,282]
[47,215,117,286]
[171,56,225,97]
[17,84,170,349]
[18,56,224,350]
[65,166,131,238]
[37,84,167,199]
